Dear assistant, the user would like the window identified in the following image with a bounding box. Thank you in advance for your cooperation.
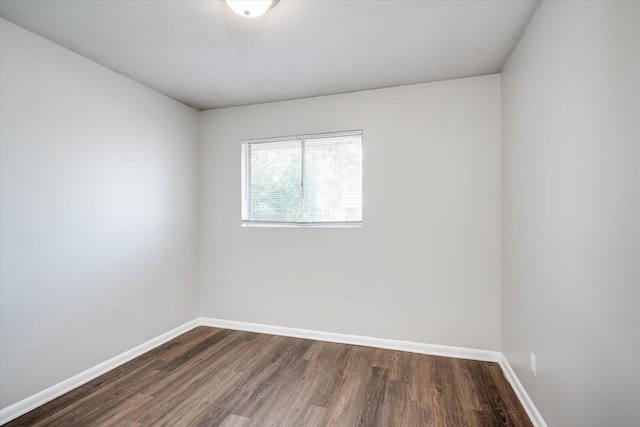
[241,130,362,227]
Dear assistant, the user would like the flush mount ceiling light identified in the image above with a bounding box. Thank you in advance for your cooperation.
[224,0,279,19]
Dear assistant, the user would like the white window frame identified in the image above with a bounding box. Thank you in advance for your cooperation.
[241,130,363,228]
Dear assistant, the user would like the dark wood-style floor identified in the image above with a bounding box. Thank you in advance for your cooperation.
[7,327,532,426]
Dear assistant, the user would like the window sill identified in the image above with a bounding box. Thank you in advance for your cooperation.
[241,221,362,228]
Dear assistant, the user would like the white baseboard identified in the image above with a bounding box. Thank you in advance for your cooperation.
[199,317,501,362]
[0,319,200,426]
[498,353,547,427]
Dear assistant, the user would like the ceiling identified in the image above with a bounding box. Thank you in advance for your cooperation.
[0,0,541,111]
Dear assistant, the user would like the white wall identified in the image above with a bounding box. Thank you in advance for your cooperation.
[199,75,502,351]
[501,1,640,426]
[0,19,199,409]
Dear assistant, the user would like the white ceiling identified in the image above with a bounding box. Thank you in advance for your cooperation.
[0,0,540,110]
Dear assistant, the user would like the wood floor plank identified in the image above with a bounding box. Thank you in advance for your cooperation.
[379,379,410,426]
[356,366,390,426]
[406,400,440,427]
[88,393,154,427]
[407,352,440,407]
[219,414,252,427]
[307,343,351,408]
[238,342,313,425]
[6,326,533,427]
[296,404,328,427]
[324,346,374,426]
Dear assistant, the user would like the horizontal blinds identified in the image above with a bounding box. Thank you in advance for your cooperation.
[244,139,301,223]
[242,130,362,226]
[303,135,362,223]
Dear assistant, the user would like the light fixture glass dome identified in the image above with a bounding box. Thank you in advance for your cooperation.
[224,0,276,19]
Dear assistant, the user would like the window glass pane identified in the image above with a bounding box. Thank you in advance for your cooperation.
[246,140,302,222]
[241,131,362,226]
[303,136,362,222]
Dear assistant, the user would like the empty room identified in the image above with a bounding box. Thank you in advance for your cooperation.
[0,0,638,426]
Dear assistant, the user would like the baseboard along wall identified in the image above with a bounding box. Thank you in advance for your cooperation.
[498,353,547,427]
[199,317,500,362]
[0,317,545,427]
